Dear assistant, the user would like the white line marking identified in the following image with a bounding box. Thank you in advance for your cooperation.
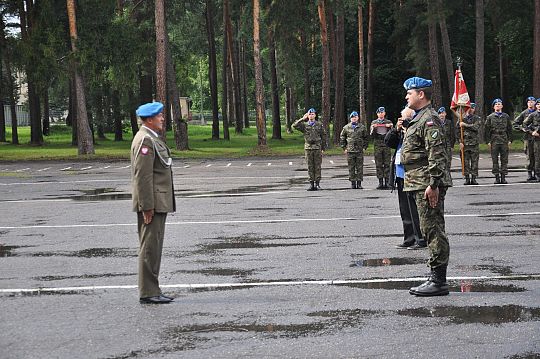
[102,166,111,169]
[226,163,232,167]
[289,162,293,166]
[15,168,30,172]
[0,179,128,186]
[247,163,252,167]
[205,164,212,167]
[59,167,72,171]
[118,165,130,169]
[183,165,190,168]
[329,160,334,164]
[80,166,93,170]
[1,212,538,230]
[1,274,537,295]
[267,163,272,166]
[37,167,51,172]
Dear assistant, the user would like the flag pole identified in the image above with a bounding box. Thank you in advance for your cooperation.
[457,60,465,177]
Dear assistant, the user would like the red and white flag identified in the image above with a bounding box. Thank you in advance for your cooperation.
[450,69,471,110]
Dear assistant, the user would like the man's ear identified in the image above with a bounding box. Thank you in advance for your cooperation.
[418,90,425,100]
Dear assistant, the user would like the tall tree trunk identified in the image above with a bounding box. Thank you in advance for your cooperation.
[534,0,540,95]
[205,0,220,140]
[285,86,292,133]
[96,92,107,140]
[221,27,230,140]
[366,0,375,119]
[333,7,345,146]
[475,0,485,139]
[155,0,167,140]
[358,3,366,125]
[6,56,18,144]
[67,0,94,154]
[253,0,267,147]
[427,1,442,109]
[438,0,454,99]
[268,26,281,140]
[112,90,122,141]
[69,75,77,145]
[0,20,5,142]
[300,29,311,112]
[318,0,331,147]
[42,89,50,136]
[224,0,242,133]
[241,38,249,128]
[138,65,153,104]
[0,98,5,142]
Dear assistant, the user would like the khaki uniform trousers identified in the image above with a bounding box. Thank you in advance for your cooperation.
[137,212,167,298]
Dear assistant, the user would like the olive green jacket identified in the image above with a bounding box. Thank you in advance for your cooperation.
[523,111,540,141]
[458,114,481,146]
[340,122,369,152]
[484,112,512,144]
[514,108,536,141]
[293,118,327,150]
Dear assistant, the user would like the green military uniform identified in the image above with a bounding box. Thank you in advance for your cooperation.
[522,110,540,180]
[440,116,456,175]
[293,117,327,187]
[371,118,393,185]
[484,111,513,178]
[340,121,369,184]
[401,105,452,270]
[458,113,481,178]
[514,108,537,179]
[131,126,176,299]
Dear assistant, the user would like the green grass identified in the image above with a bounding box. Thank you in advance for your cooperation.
[0,124,526,161]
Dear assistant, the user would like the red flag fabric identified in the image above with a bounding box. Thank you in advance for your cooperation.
[450,69,471,110]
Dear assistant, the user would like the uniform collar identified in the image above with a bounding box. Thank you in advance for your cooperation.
[141,125,159,138]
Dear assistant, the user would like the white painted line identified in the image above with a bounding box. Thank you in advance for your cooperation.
[37,167,51,172]
[289,162,293,166]
[1,274,538,295]
[0,179,128,186]
[329,160,334,164]
[205,164,212,167]
[118,165,131,169]
[15,168,30,172]
[102,166,111,169]
[3,199,72,203]
[80,166,93,170]
[59,167,72,171]
[226,163,232,167]
[247,163,252,167]
[183,165,190,168]
[1,211,539,230]
[267,163,272,166]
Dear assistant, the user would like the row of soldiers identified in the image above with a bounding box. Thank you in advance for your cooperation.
[293,96,540,190]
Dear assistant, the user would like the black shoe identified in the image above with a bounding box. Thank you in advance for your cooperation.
[376,178,384,189]
[315,180,321,189]
[160,293,175,300]
[410,266,449,296]
[307,181,317,191]
[464,175,470,185]
[494,175,501,184]
[500,174,507,184]
[527,171,535,182]
[383,178,389,189]
[140,295,173,304]
[356,181,363,189]
[470,176,478,185]
[395,243,413,249]
[407,243,427,250]
[351,181,357,189]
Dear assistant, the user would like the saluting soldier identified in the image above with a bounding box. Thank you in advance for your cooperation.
[340,111,369,189]
[458,103,481,185]
[513,96,537,181]
[370,106,393,189]
[437,107,456,177]
[485,98,513,184]
[400,77,452,297]
[293,108,327,191]
[131,102,176,304]
[522,98,540,182]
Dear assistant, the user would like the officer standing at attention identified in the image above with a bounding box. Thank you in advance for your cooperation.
[400,77,452,296]
[340,111,369,189]
[131,102,176,304]
[293,108,327,191]
[485,99,513,184]
[370,106,393,189]
[437,107,456,176]
[522,98,540,182]
[513,96,537,181]
[458,103,481,185]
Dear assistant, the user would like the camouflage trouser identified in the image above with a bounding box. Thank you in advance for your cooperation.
[462,145,479,176]
[413,187,449,269]
[533,141,540,176]
[305,149,322,181]
[490,143,509,175]
[374,145,391,179]
[526,139,536,173]
[445,147,453,175]
[347,151,364,181]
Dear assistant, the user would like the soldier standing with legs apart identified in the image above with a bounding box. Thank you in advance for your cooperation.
[513,96,537,181]
[522,98,540,182]
[340,111,369,189]
[400,77,452,296]
[485,99,513,184]
[131,102,176,304]
[293,108,326,191]
[459,103,481,185]
[370,107,393,189]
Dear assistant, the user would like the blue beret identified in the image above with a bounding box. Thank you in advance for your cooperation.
[527,96,536,101]
[349,111,359,118]
[492,98,503,106]
[403,77,432,90]
[470,103,476,108]
[308,108,316,113]
[536,98,540,104]
[136,102,164,118]
[438,107,446,113]
[376,106,385,113]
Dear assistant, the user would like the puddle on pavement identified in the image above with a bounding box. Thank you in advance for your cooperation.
[456,264,513,276]
[174,268,255,278]
[0,244,35,257]
[33,272,134,281]
[350,257,425,267]
[457,230,540,237]
[469,201,525,206]
[79,188,117,195]
[397,305,539,325]
[244,207,285,212]
[29,247,136,258]
[197,234,315,252]
[337,281,526,292]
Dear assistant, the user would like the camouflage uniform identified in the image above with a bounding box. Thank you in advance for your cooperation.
[340,122,369,182]
[458,113,481,177]
[522,111,540,179]
[401,105,452,269]
[440,116,456,175]
[293,118,327,183]
[514,108,536,177]
[484,111,513,176]
[371,118,393,180]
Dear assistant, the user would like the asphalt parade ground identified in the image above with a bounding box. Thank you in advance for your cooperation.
[0,153,539,358]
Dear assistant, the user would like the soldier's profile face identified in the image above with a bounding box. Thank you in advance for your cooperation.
[146,112,165,133]
[405,90,422,110]
[536,102,540,111]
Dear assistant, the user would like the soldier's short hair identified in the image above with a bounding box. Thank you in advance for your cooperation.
[412,87,432,101]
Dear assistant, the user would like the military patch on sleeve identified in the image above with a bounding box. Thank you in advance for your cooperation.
[427,121,434,126]
[430,130,439,139]
[140,146,149,155]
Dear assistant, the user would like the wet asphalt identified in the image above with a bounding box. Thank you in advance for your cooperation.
[0,153,539,358]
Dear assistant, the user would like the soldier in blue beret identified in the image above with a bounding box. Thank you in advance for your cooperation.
[370,106,393,189]
[400,76,452,296]
[513,96,538,181]
[340,111,369,189]
[131,101,176,304]
[522,99,540,182]
[485,99,512,184]
[458,102,481,185]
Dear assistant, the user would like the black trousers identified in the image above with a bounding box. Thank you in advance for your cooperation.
[396,177,425,246]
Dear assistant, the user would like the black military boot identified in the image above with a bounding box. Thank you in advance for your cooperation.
[494,174,501,184]
[307,181,317,191]
[464,175,470,185]
[383,177,389,189]
[470,175,478,185]
[500,174,507,184]
[351,181,357,189]
[409,266,449,297]
[527,171,534,182]
[356,181,363,189]
[315,180,321,189]
[376,178,384,189]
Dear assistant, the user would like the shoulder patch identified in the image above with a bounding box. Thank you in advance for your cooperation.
[427,121,434,126]
[140,146,150,155]
[430,130,439,139]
